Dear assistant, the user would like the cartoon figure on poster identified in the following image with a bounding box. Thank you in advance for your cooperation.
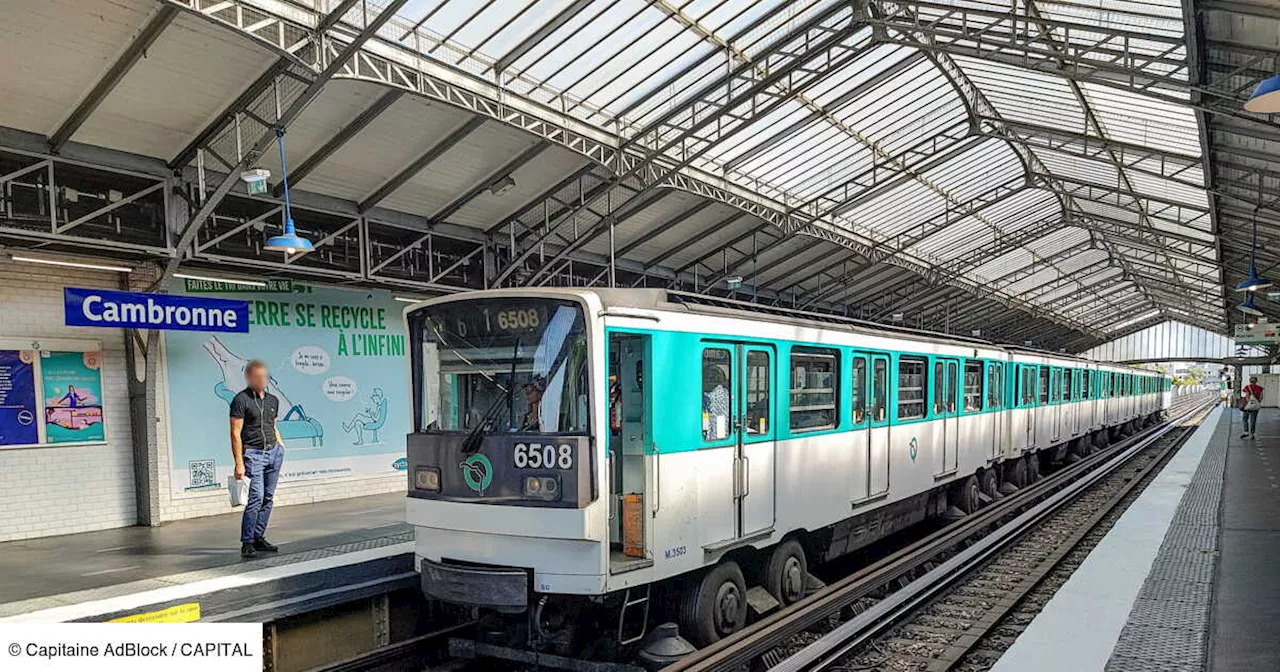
[203,337,325,446]
[165,284,410,494]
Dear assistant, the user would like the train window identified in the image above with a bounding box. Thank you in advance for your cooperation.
[745,351,770,436]
[987,363,1003,410]
[898,357,927,421]
[1081,370,1091,399]
[873,359,888,422]
[1063,369,1073,401]
[933,362,945,415]
[852,357,867,424]
[702,348,733,441]
[1038,367,1050,404]
[964,360,984,412]
[791,348,839,432]
[1021,366,1036,406]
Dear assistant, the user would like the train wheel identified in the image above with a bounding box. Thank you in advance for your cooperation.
[953,475,981,514]
[679,560,747,647]
[979,469,1000,501]
[1023,453,1041,484]
[765,540,808,607]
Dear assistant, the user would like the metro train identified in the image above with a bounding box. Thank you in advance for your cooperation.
[403,289,1170,655]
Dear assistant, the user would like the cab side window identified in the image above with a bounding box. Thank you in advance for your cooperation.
[701,348,732,441]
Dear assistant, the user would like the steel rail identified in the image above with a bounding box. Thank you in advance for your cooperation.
[666,394,1214,672]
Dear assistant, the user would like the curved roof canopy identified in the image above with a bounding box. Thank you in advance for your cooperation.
[5,0,1278,353]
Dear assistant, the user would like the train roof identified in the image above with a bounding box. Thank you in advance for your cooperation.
[411,288,1162,375]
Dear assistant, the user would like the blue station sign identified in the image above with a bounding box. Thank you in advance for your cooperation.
[64,287,250,333]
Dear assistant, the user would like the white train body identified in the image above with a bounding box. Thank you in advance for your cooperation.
[404,289,1169,612]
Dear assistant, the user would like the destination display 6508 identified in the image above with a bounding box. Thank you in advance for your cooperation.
[430,303,550,338]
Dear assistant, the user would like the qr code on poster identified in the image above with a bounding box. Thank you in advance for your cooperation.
[189,459,216,488]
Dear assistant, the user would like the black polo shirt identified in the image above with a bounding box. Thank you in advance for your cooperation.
[230,388,280,450]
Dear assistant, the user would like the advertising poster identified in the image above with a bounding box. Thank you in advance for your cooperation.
[0,350,39,446]
[41,351,106,444]
[165,282,410,494]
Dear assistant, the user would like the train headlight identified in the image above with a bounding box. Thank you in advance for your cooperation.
[415,467,440,492]
[523,476,560,500]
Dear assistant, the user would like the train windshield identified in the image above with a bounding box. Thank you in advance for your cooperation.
[410,297,590,435]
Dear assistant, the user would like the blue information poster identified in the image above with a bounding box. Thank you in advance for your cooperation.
[0,350,39,446]
[41,351,106,444]
[165,283,410,494]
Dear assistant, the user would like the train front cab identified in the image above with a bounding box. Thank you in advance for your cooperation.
[404,291,616,614]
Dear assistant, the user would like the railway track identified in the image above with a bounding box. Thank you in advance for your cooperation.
[668,394,1216,672]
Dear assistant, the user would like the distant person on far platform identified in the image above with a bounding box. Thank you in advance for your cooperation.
[1240,376,1264,440]
[230,360,285,559]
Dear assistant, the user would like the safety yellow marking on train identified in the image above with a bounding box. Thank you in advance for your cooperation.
[108,602,201,623]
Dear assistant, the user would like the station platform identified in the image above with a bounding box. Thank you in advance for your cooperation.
[0,493,413,623]
[994,405,1280,671]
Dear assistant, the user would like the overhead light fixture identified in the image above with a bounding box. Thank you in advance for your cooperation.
[1245,73,1280,113]
[1235,208,1271,292]
[1238,293,1264,317]
[264,128,314,256]
[11,255,132,273]
[174,273,266,288]
[488,175,516,197]
[394,296,425,303]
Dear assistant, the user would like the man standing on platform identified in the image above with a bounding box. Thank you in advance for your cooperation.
[1241,376,1264,440]
[230,360,285,558]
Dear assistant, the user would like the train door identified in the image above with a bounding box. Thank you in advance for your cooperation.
[1062,368,1076,437]
[1049,368,1062,442]
[988,361,1005,460]
[1021,365,1036,449]
[852,351,890,501]
[608,333,651,564]
[934,357,960,475]
[738,345,775,537]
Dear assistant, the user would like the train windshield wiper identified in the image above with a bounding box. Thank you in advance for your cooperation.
[461,337,520,454]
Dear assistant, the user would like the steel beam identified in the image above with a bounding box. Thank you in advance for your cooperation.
[494,0,596,73]
[283,89,403,193]
[160,0,412,286]
[49,6,179,153]
[358,117,486,213]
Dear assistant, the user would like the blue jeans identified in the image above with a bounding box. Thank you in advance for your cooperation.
[241,444,283,544]
[1243,409,1260,435]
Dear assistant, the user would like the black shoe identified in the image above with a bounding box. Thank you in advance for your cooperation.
[253,537,279,553]
[240,543,257,559]
[1242,433,1249,439]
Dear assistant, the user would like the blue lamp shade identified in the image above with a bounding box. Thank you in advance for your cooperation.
[1238,293,1264,317]
[1245,73,1280,113]
[264,218,314,255]
[1234,267,1272,293]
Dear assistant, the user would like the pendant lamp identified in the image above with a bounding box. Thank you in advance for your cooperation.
[1234,208,1270,292]
[1238,292,1264,317]
[1245,73,1280,114]
[264,128,314,256]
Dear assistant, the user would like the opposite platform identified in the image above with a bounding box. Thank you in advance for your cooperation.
[0,493,412,622]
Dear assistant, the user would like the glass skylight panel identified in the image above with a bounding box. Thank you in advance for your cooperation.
[1124,170,1211,211]
[1032,147,1120,187]
[953,56,1087,130]
[1079,83,1201,156]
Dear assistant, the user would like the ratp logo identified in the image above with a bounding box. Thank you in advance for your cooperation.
[909,437,918,462]
[460,453,493,495]
[391,457,408,471]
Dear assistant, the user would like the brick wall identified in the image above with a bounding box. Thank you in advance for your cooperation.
[0,259,137,542]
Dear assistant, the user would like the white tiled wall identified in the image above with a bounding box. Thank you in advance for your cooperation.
[0,259,404,542]
[0,260,137,542]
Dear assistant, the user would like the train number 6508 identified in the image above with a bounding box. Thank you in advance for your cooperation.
[513,443,573,469]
